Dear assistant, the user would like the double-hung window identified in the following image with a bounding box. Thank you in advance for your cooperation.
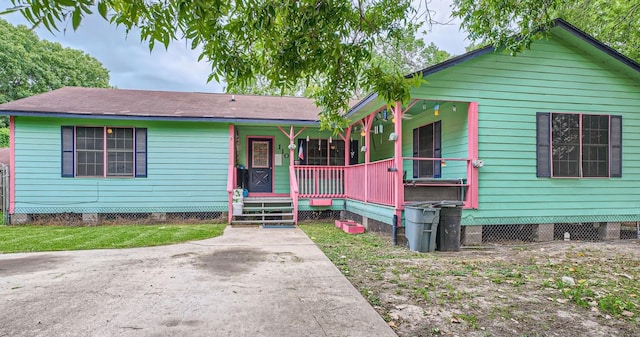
[536,112,621,178]
[61,126,147,177]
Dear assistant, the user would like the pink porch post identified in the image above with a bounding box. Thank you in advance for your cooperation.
[278,125,306,224]
[340,126,352,200]
[227,124,236,224]
[340,126,352,167]
[362,115,375,202]
[393,102,404,223]
[467,102,479,209]
[277,125,306,165]
[9,116,15,215]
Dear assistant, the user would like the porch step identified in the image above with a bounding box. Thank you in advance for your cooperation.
[232,219,294,224]
[244,197,293,203]
[236,212,294,217]
[242,206,293,212]
[231,197,295,226]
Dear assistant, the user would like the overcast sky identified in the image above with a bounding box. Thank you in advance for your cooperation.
[1,0,469,93]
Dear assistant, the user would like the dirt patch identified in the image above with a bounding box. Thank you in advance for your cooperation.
[304,223,640,337]
[0,255,66,276]
[196,248,266,276]
[356,240,640,337]
[269,251,303,263]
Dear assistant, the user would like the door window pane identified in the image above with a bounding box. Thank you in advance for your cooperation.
[252,141,270,168]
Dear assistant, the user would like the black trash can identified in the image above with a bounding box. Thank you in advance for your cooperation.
[432,201,463,252]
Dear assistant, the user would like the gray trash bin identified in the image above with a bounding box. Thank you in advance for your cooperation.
[432,201,464,252]
[404,204,440,252]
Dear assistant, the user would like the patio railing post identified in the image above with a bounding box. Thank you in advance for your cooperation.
[393,101,404,224]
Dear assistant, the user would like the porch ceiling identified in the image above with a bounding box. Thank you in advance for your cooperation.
[347,98,460,126]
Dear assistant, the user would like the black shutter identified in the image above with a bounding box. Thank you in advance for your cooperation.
[536,112,551,177]
[610,115,622,178]
[433,121,442,178]
[61,126,74,177]
[135,128,147,177]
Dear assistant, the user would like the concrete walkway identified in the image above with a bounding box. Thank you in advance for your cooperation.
[0,226,397,337]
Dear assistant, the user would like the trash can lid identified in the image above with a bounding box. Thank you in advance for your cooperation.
[406,200,464,208]
[404,201,437,209]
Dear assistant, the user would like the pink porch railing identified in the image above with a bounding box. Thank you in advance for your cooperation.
[295,166,345,198]
[294,158,396,206]
[292,157,471,208]
[344,158,396,206]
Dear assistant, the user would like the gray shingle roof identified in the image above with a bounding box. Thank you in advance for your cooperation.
[0,87,322,122]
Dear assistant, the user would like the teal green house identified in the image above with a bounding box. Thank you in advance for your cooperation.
[1,19,639,243]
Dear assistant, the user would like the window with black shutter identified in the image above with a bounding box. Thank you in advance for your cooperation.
[536,113,621,178]
[61,126,147,178]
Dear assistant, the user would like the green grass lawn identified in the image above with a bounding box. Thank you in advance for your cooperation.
[0,224,226,253]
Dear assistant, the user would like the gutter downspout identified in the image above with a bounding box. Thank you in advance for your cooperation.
[392,214,398,246]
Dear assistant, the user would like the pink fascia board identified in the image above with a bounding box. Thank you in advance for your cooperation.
[9,116,15,214]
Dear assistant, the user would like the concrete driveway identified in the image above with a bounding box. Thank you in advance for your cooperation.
[0,227,396,337]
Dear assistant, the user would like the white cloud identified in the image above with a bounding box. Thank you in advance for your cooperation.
[1,2,222,93]
[417,0,470,56]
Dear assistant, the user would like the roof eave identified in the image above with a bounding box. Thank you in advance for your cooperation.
[2,110,319,125]
[552,18,640,73]
[347,45,495,118]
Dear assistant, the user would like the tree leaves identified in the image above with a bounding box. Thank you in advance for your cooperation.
[4,0,423,129]
[0,18,111,105]
[452,0,640,63]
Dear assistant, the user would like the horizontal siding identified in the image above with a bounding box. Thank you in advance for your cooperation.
[14,117,229,213]
[345,199,395,225]
[410,35,640,225]
[298,198,343,211]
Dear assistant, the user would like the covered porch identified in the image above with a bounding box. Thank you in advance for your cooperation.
[276,99,480,226]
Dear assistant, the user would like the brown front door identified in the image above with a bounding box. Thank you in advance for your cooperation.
[247,138,273,193]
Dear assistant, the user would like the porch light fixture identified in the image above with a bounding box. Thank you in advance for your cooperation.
[452,104,457,112]
[306,135,309,142]
[288,143,297,150]
[360,129,366,137]
[388,132,398,141]
[434,104,440,116]
[422,102,427,110]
